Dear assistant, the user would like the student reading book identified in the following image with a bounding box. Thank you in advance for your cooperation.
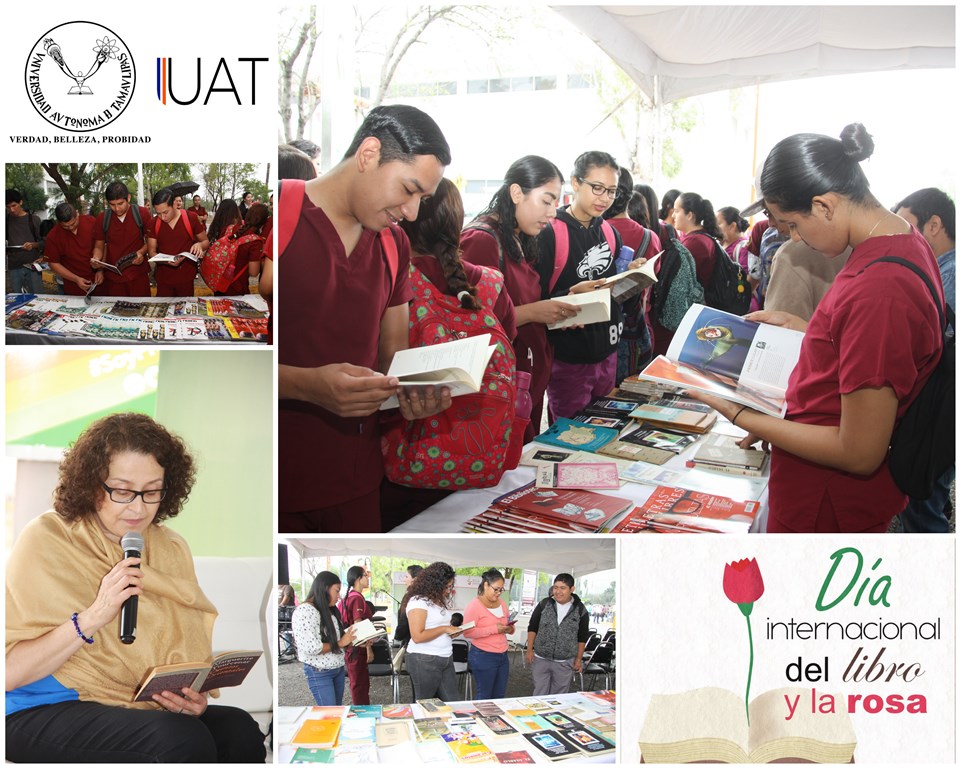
[547,287,612,330]
[379,333,497,410]
[637,303,804,417]
[639,687,856,763]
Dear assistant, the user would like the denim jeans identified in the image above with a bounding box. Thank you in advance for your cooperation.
[303,663,346,706]
[468,646,509,700]
[7,266,43,294]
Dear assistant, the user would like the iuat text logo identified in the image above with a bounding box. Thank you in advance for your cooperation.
[25,21,135,131]
[155,57,268,106]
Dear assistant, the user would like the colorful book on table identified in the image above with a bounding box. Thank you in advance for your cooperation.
[533,417,619,453]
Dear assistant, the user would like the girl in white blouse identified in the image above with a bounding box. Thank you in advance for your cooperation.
[292,571,357,705]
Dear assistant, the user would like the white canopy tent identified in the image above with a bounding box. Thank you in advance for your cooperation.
[551,5,956,106]
[282,537,615,579]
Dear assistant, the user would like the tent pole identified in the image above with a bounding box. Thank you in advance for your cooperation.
[654,75,663,185]
[750,84,761,212]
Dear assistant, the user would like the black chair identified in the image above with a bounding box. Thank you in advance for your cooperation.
[581,632,601,664]
[451,639,472,699]
[580,641,614,691]
[278,605,296,664]
[367,639,395,687]
[600,628,616,645]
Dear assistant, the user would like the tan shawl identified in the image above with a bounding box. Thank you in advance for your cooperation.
[6,511,217,709]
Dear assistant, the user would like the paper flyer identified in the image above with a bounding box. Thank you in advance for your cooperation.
[621,536,955,763]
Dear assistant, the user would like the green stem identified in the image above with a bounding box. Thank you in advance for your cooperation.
[745,613,754,726]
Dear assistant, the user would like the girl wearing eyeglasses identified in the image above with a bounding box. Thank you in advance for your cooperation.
[462,568,514,699]
[536,151,624,420]
[5,413,265,763]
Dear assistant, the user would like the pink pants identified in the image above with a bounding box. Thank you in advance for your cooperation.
[546,353,618,422]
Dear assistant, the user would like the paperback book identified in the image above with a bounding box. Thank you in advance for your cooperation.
[547,287,611,330]
[533,418,619,453]
[133,650,262,702]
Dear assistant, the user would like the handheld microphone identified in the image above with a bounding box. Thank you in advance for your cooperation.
[119,532,144,645]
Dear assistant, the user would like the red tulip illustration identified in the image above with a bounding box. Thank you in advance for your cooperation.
[723,558,764,725]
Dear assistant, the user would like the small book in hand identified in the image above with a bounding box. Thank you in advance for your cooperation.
[149,251,199,263]
[92,253,140,275]
[349,618,388,646]
[132,650,262,702]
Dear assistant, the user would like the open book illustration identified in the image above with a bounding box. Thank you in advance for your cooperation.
[637,304,804,417]
[639,687,856,763]
[380,333,496,410]
[149,251,199,263]
[603,252,660,303]
[547,287,611,330]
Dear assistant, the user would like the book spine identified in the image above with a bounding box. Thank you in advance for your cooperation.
[685,460,765,477]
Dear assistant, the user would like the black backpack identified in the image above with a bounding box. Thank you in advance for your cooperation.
[704,237,752,315]
[859,256,954,499]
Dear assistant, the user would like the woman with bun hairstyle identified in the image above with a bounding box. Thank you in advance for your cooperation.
[658,188,681,230]
[673,191,723,293]
[689,124,944,533]
[462,569,514,699]
[339,566,374,705]
[717,206,750,271]
[400,562,463,702]
[461,156,574,439]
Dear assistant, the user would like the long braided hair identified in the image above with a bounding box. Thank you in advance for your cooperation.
[400,178,479,310]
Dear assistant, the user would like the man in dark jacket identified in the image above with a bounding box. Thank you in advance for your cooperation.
[525,573,590,695]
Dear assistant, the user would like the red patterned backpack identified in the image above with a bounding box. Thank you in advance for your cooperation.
[199,223,263,292]
[381,264,517,489]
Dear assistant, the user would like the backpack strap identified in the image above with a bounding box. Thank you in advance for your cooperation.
[463,224,504,272]
[857,256,949,333]
[379,226,400,298]
[599,219,618,259]
[180,209,194,239]
[638,227,652,261]
[277,178,306,258]
[549,218,569,294]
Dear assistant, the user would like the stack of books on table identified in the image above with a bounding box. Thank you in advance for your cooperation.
[461,482,635,534]
[610,485,759,534]
[685,433,770,477]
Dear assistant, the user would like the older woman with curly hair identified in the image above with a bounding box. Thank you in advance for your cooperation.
[5,413,266,763]
[399,561,462,702]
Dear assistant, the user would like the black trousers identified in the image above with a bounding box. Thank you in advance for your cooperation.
[5,701,266,763]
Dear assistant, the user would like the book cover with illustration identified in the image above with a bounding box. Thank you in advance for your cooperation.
[621,537,955,763]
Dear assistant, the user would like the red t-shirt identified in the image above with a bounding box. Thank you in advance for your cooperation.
[190,205,207,220]
[679,230,717,290]
[607,217,661,261]
[410,254,517,342]
[93,206,153,286]
[155,210,203,286]
[45,215,97,287]
[278,193,412,513]
[460,224,553,437]
[747,220,770,256]
[768,229,944,532]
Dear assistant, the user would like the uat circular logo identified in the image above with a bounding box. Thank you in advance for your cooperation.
[25,21,135,132]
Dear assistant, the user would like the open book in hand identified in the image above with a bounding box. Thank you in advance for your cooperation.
[349,618,388,646]
[379,333,496,410]
[149,251,199,263]
[547,288,611,330]
[637,303,804,417]
[92,253,140,275]
[603,252,660,303]
[132,650,262,702]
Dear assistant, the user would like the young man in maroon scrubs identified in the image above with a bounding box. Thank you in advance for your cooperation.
[151,187,209,297]
[45,203,102,296]
[190,195,208,227]
[92,182,154,297]
[278,105,453,533]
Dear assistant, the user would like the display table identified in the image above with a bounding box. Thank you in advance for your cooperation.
[5,293,269,344]
[276,691,617,764]
[391,422,769,534]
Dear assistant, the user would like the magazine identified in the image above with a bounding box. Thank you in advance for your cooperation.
[637,304,804,417]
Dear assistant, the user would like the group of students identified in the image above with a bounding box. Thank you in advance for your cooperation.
[291,564,592,707]
[278,104,948,536]
[5,184,272,299]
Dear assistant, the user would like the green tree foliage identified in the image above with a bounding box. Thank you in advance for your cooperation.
[39,163,138,214]
[5,164,47,214]
[142,163,195,206]
[199,163,265,210]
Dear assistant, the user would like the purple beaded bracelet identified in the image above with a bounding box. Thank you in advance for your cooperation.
[71,612,94,644]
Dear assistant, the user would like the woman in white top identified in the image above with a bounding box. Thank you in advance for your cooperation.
[292,571,357,706]
[399,562,462,701]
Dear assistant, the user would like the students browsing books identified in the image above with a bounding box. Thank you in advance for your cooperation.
[150,187,208,297]
[92,181,154,297]
[44,203,102,296]
[338,566,374,705]
[292,571,358,707]
[688,124,944,533]
[525,574,590,695]
[462,569,515,699]
[278,105,453,533]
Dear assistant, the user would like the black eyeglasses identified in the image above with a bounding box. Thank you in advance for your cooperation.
[490,586,506,594]
[576,176,620,200]
[101,482,167,504]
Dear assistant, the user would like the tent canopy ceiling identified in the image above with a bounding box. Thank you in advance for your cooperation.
[552,5,955,103]
[284,538,615,579]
